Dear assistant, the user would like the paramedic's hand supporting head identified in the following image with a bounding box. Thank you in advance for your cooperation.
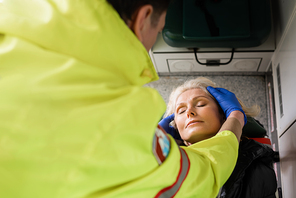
[158,114,183,145]
[207,86,247,125]
[159,114,176,136]
[207,86,246,141]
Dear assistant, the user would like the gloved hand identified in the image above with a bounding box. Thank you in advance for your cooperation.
[158,114,182,140]
[207,86,247,125]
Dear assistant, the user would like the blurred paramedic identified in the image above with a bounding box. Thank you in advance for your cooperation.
[0,0,244,197]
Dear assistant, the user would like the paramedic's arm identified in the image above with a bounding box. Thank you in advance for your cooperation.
[219,110,244,142]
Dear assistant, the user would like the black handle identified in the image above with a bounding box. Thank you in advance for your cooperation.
[194,48,235,66]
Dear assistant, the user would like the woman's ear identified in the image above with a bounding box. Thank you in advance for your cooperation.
[128,5,153,42]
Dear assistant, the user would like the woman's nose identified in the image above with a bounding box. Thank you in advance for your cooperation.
[186,108,196,118]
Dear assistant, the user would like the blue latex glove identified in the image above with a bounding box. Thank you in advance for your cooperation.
[207,86,247,125]
[158,114,182,140]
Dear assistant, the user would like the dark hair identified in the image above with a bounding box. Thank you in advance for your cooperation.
[107,0,171,26]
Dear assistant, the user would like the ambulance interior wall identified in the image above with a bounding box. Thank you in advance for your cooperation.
[146,75,268,131]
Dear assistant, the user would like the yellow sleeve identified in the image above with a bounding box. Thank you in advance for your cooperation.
[178,130,239,197]
[150,130,239,198]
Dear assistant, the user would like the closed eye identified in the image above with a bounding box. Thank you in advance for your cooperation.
[179,110,185,114]
[177,107,186,114]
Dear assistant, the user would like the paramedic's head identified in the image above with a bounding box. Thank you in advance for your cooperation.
[107,0,171,51]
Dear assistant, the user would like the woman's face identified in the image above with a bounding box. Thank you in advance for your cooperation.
[174,88,224,145]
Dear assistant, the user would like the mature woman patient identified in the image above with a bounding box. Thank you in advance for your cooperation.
[160,77,277,198]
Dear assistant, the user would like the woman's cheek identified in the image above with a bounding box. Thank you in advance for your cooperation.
[174,116,181,131]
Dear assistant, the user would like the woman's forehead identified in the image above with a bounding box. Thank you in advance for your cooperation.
[176,88,210,103]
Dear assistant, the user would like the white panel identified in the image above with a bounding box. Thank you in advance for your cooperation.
[152,52,273,73]
[279,122,296,198]
[152,53,170,73]
[272,8,296,135]
[168,58,260,72]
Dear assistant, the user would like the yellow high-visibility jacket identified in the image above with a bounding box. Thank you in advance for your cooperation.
[0,0,238,197]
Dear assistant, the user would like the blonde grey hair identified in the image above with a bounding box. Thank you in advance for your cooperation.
[164,77,260,128]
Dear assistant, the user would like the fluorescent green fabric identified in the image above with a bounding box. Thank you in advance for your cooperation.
[0,0,238,197]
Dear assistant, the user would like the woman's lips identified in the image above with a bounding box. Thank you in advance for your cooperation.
[186,120,203,128]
